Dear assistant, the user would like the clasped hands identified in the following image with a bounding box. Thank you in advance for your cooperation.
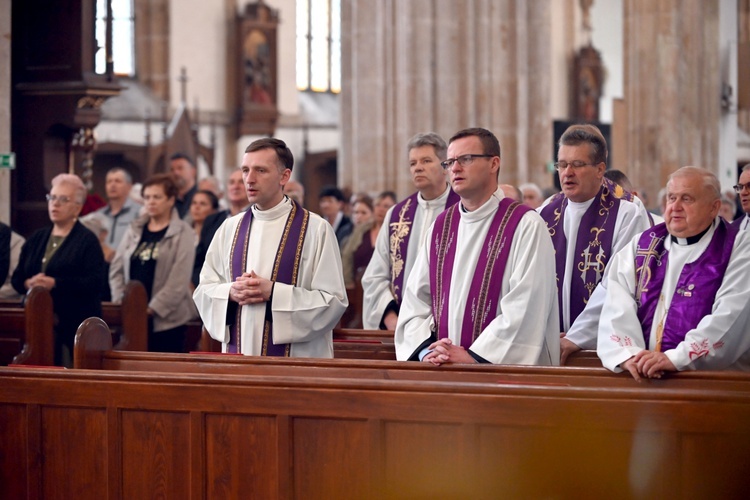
[422,338,476,366]
[25,273,56,290]
[229,270,273,306]
[622,350,677,381]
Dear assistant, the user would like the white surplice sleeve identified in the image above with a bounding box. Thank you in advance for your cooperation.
[595,238,647,372]
[361,205,397,330]
[271,217,348,344]
[394,224,435,360]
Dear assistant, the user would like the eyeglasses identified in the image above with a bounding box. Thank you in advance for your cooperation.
[553,161,597,171]
[440,154,494,169]
[733,182,750,193]
[46,194,75,205]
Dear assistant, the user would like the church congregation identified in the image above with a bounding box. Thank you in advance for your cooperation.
[6,2,750,496]
[2,123,749,381]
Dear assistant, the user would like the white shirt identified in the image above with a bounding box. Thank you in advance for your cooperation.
[597,218,750,372]
[361,185,453,329]
[193,197,348,357]
[395,188,560,365]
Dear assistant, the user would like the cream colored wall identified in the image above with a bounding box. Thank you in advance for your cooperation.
[170,0,228,111]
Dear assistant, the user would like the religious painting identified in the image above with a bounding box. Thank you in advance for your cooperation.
[571,45,606,122]
[238,1,279,136]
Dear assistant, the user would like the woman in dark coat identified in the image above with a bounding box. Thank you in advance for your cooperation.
[12,173,105,366]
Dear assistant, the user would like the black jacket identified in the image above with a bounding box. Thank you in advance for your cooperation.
[12,221,106,349]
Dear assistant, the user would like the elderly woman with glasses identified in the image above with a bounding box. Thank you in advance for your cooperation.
[12,173,106,366]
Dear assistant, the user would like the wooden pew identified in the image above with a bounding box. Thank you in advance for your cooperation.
[101,280,149,351]
[4,361,750,498]
[0,286,54,366]
[77,317,750,391]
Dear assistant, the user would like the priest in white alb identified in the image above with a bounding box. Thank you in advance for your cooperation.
[538,124,652,365]
[361,132,459,331]
[193,138,348,357]
[395,128,559,365]
[597,166,750,380]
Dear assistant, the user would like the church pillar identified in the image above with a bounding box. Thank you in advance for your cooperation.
[623,0,722,194]
[341,0,552,198]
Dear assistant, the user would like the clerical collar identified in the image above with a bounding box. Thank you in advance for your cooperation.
[670,224,711,246]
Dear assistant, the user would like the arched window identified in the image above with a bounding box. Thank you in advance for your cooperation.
[95,0,135,76]
[296,0,341,93]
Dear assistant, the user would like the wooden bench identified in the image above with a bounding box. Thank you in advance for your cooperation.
[3,358,750,498]
[0,286,54,365]
[76,317,750,391]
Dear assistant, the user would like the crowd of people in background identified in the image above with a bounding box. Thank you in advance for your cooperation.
[2,129,749,372]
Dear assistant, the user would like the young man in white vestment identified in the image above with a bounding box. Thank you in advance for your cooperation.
[597,166,750,380]
[193,138,348,357]
[395,128,559,365]
[361,132,459,331]
[538,124,652,365]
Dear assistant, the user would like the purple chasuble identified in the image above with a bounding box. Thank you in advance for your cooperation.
[540,177,630,330]
[228,200,309,355]
[388,189,460,304]
[429,198,531,348]
[634,220,737,353]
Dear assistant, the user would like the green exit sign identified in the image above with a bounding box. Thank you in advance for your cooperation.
[0,153,15,169]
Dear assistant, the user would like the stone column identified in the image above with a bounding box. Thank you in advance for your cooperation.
[341,0,552,198]
[623,0,722,194]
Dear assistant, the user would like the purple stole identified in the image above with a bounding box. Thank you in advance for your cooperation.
[429,198,530,348]
[731,215,747,230]
[388,189,460,303]
[228,200,309,355]
[540,178,631,330]
[634,220,737,352]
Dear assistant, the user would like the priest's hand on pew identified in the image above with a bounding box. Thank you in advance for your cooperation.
[423,338,476,366]
[622,351,677,381]
[559,334,581,366]
[229,271,273,306]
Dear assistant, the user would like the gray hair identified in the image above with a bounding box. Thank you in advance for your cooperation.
[107,167,133,185]
[51,173,87,204]
[667,166,721,201]
[518,182,543,199]
[407,132,448,161]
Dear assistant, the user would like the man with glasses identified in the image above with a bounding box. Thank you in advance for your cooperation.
[539,124,651,365]
[598,166,750,379]
[731,163,750,231]
[361,132,459,330]
[395,128,559,365]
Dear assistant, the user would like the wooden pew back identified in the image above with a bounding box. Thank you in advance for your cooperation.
[100,280,148,351]
[77,317,750,392]
[0,287,54,365]
[3,363,750,498]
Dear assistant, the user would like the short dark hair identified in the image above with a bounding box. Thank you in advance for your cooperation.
[319,185,345,202]
[194,189,220,210]
[170,152,195,167]
[603,169,633,192]
[245,138,294,171]
[142,173,179,199]
[558,124,608,166]
[377,191,398,205]
[448,128,501,158]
